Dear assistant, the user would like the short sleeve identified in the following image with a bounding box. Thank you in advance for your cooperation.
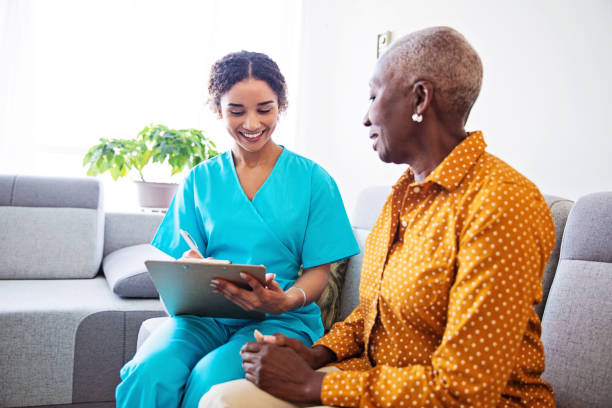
[301,166,359,269]
[151,171,207,259]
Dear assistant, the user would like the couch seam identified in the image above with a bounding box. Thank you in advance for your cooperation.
[9,175,16,206]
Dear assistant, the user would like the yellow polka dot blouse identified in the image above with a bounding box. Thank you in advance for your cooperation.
[314,132,556,407]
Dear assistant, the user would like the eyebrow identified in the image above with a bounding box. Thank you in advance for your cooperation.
[227,100,275,108]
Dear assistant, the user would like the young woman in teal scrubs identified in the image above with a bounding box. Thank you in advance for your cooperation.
[115,51,359,408]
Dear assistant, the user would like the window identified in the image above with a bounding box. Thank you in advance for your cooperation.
[0,0,302,209]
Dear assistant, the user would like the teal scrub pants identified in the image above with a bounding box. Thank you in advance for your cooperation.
[115,315,312,408]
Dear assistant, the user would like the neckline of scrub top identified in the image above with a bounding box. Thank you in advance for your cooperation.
[228,146,286,203]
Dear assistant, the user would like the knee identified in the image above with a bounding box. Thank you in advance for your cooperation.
[186,347,244,392]
[121,350,191,386]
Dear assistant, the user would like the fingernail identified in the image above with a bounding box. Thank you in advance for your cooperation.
[240,272,246,279]
[211,279,219,285]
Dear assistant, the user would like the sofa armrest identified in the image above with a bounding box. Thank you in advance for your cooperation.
[103,212,164,256]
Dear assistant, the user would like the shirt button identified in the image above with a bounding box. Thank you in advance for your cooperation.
[413,186,421,193]
[401,219,407,227]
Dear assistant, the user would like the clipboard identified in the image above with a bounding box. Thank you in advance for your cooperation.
[145,260,267,320]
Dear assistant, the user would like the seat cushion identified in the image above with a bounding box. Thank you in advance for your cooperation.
[0,277,164,407]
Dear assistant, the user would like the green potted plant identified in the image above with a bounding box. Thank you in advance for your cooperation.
[83,124,218,208]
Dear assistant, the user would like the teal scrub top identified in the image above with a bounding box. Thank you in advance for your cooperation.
[151,148,359,342]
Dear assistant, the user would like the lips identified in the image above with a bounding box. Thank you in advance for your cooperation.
[239,129,265,142]
[370,132,379,150]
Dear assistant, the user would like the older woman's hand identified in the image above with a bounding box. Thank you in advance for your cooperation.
[253,329,337,369]
[211,272,292,314]
[240,340,325,403]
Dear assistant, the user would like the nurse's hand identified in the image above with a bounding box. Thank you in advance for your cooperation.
[178,250,222,262]
[178,249,204,260]
[211,273,293,315]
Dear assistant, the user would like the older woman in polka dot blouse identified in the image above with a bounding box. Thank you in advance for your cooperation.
[200,26,556,408]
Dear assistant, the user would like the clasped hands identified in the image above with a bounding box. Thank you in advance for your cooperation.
[240,330,329,403]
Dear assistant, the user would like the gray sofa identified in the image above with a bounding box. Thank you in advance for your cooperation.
[0,175,167,408]
[1,176,610,407]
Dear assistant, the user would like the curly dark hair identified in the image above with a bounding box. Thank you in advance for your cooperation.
[208,51,288,112]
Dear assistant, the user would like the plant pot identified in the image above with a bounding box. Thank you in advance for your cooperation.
[134,181,178,209]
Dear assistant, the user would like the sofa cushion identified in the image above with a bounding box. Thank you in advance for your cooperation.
[0,175,104,279]
[0,207,103,279]
[542,192,612,408]
[103,244,172,298]
[350,185,391,230]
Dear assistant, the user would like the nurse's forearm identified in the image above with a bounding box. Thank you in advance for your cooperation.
[284,263,330,311]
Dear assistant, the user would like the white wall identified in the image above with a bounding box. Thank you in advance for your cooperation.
[295,0,612,216]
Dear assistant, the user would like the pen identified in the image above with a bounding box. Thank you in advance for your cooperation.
[179,229,204,258]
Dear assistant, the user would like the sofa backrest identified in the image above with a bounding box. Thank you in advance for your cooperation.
[541,192,612,408]
[103,211,164,256]
[537,196,574,318]
[0,175,104,279]
[341,188,573,322]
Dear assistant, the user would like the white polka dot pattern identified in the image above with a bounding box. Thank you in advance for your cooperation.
[314,132,556,407]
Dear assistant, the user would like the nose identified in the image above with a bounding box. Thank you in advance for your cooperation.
[363,110,371,127]
[244,111,260,131]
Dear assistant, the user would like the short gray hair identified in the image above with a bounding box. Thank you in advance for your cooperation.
[382,26,483,120]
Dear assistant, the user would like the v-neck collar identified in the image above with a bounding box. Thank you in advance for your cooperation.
[228,147,286,203]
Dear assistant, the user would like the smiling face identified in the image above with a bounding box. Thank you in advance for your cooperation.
[219,78,280,154]
[364,61,417,164]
